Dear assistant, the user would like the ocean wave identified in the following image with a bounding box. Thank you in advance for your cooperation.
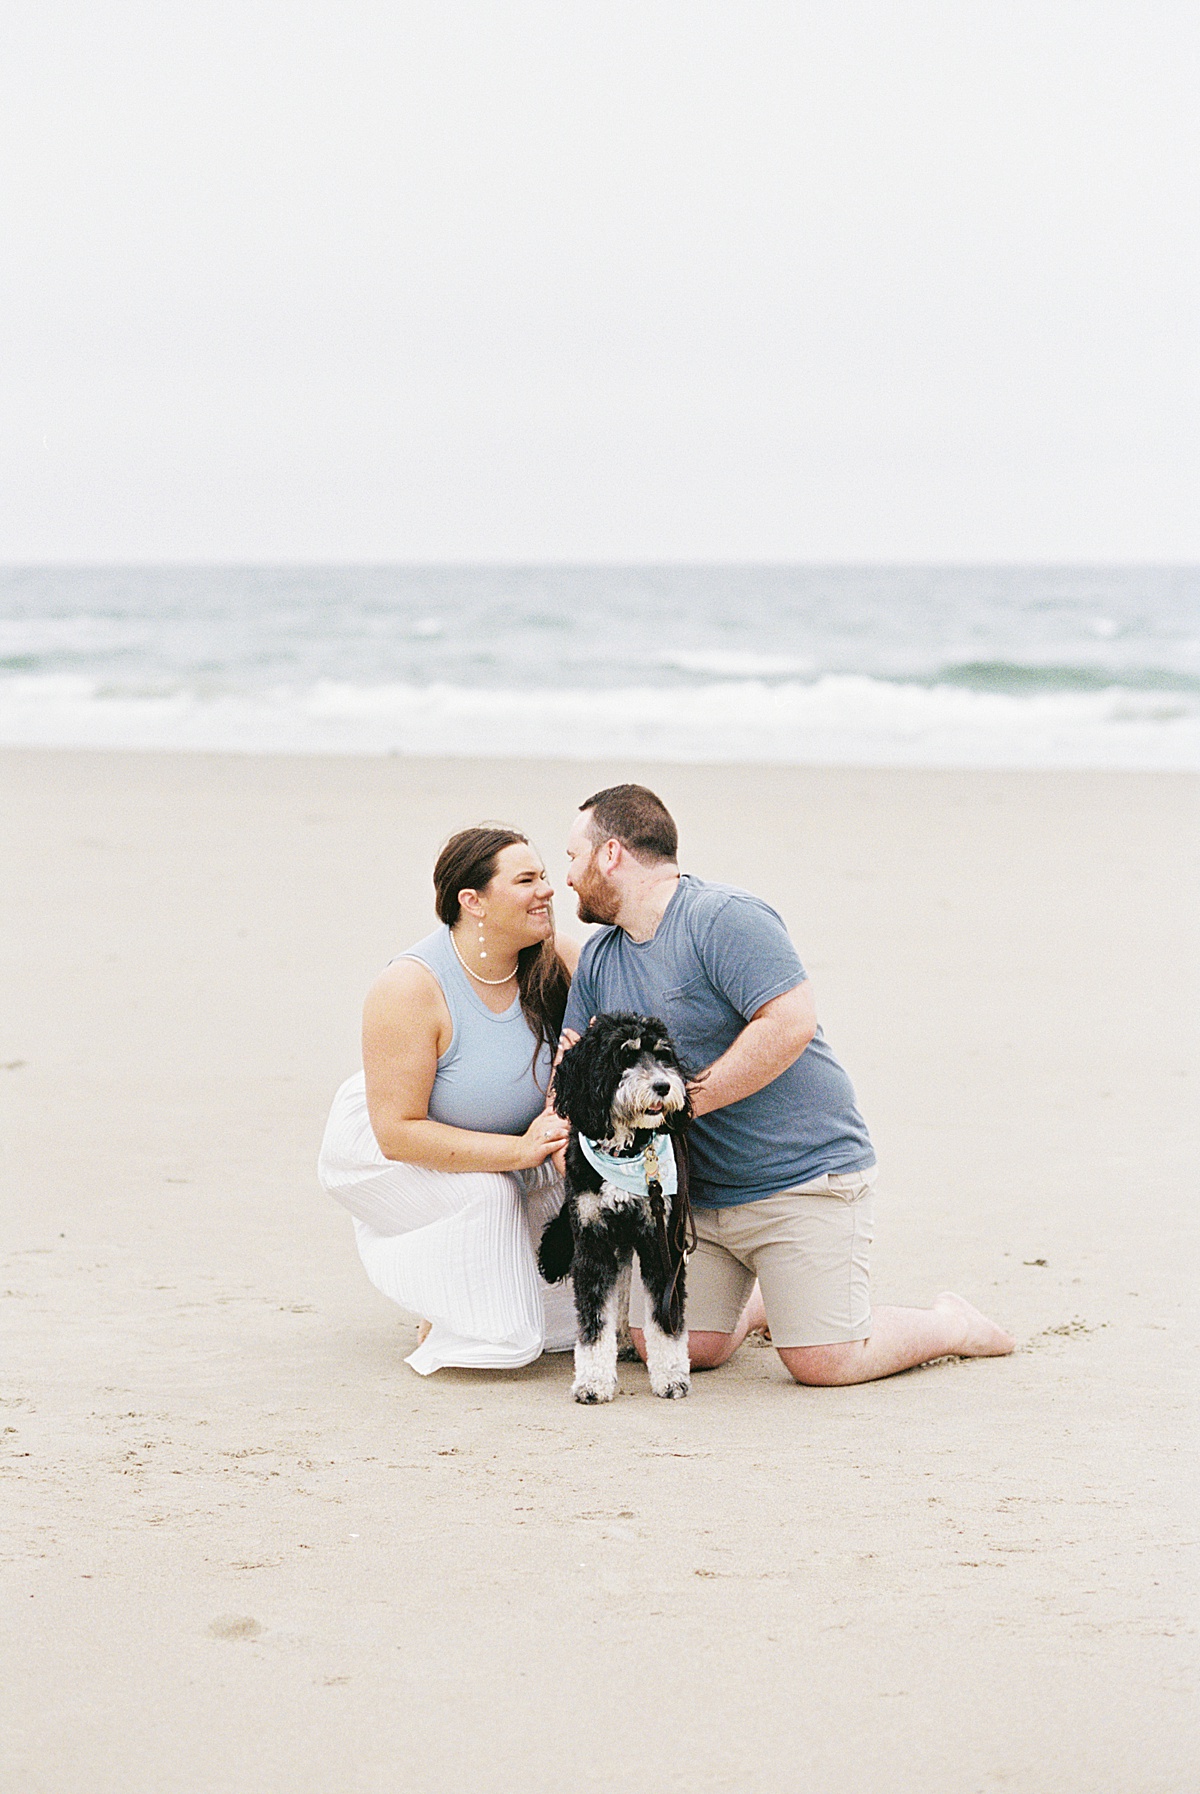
[656,648,816,679]
[5,569,1199,708]
[1,672,1198,768]
[933,659,1200,696]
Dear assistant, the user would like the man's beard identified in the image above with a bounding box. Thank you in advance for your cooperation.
[573,861,621,926]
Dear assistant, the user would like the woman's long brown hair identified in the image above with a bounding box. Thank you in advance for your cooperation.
[432,825,570,1087]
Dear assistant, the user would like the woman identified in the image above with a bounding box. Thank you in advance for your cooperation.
[318,825,579,1374]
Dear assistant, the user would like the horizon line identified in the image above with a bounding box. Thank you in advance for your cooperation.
[3,558,1199,574]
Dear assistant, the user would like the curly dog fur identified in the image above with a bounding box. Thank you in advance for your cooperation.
[539,1013,694,1403]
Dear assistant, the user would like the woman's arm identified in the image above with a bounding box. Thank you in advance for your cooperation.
[362,960,568,1173]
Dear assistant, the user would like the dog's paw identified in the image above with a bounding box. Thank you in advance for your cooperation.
[652,1375,690,1399]
[572,1378,617,1404]
[616,1342,641,1362]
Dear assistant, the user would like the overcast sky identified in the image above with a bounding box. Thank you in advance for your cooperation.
[2,1,1197,564]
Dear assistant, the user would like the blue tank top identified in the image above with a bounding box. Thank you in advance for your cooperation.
[398,926,553,1135]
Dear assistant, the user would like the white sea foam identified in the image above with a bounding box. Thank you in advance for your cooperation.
[1,672,1197,768]
[657,648,816,678]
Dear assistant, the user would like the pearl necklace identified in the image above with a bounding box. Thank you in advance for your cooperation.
[449,929,518,986]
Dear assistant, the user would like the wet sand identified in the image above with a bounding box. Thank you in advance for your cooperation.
[2,748,1197,1792]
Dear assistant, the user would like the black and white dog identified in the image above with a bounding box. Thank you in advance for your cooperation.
[538,1013,695,1403]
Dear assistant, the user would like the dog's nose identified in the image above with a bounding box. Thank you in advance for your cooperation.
[652,1080,671,1097]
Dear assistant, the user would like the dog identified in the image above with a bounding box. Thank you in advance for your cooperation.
[538,1012,696,1403]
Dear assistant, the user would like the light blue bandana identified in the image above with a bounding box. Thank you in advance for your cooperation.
[577,1133,678,1198]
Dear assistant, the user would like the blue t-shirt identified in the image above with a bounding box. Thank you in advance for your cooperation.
[563,874,874,1206]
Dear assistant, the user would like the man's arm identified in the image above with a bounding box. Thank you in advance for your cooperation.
[561,947,594,1038]
[688,981,817,1117]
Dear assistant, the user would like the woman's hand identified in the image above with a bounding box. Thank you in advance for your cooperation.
[515,1109,570,1169]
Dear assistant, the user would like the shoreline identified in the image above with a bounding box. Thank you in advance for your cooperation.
[2,707,1196,771]
[5,739,1200,771]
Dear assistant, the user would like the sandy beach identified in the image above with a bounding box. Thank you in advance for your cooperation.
[2,747,1197,1793]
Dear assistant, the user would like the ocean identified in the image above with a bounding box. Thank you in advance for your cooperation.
[1,565,1197,768]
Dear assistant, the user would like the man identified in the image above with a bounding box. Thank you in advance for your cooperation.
[561,783,1014,1385]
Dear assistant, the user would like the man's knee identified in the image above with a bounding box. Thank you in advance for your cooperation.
[687,1329,738,1370]
[629,1326,735,1371]
[777,1339,867,1386]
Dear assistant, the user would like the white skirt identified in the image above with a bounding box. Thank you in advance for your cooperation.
[317,1072,577,1374]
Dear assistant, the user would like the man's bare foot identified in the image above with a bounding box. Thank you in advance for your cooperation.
[416,1319,432,1346]
[740,1284,768,1335]
[934,1292,1015,1357]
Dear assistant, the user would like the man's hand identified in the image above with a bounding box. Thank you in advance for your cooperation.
[687,983,817,1117]
[687,1069,716,1118]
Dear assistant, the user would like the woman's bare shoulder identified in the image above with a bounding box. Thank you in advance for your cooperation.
[363,956,446,1026]
[363,957,453,1064]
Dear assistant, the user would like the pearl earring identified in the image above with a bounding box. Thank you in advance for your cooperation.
[478,918,487,961]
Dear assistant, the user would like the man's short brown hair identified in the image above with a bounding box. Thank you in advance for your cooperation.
[580,784,678,864]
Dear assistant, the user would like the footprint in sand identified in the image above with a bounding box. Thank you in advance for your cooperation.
[208,1615,262,1641]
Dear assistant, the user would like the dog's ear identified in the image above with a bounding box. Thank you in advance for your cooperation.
[551,1025,612,1140]
[669,1053,694,1128]
[643,1015,695,1124]
[658,1134,691,1334]
[673,1132,691,1215]
[538,1205,574,1283]
[550,1031,582,1120]
[668,1083,694,1128]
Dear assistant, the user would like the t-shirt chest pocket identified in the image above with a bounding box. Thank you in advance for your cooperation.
[659,971,740,1074]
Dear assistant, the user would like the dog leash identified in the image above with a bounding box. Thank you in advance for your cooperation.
[644,1137,698,1335]
[576,1132,698,1333]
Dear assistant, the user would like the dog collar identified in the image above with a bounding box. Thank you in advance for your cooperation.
[577,1134,678,1198]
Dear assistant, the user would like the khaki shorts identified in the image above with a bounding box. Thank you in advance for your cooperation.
[631,1166,876,1349]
